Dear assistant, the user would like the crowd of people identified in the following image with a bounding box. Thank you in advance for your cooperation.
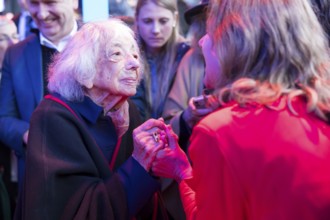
[0,0,329,219]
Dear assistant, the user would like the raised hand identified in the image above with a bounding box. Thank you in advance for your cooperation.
[151,125,193,182]
[132,118,166,171]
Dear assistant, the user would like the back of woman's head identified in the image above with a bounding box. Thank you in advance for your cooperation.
[208,0,330,118]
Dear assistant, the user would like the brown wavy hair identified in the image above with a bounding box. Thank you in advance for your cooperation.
[207,0,330,121]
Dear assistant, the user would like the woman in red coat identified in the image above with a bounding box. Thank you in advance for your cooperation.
[152,0,330,219]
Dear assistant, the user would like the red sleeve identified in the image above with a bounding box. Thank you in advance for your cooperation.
[179,180,196,220]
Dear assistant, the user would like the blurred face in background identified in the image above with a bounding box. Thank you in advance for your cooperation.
[0,21,19,67]
[17,0,28,10]
[136,1,176,54]
[26,0,78,44]
[199,34,221,89]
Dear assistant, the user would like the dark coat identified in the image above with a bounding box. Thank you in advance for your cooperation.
[14,98,161,220]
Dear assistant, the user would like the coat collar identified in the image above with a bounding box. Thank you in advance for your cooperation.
[25,34,43,104]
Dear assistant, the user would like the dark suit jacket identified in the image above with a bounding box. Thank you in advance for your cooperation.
[0,33,43,184]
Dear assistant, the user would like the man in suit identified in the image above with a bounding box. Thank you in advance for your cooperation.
[0,0,79,191]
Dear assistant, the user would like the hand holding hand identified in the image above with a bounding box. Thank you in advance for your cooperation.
[151,125,193,182]
[132,118,166,171]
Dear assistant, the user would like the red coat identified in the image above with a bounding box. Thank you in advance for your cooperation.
[180,96,330,220]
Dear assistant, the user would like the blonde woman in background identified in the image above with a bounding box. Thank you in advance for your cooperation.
[132,0,190,121]
[132,0,190,219]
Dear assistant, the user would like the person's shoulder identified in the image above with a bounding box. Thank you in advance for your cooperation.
[176,41,190,54]
[11,12,21,26]
[32,96,78,123]
[197,105,236,131]
[180,48,195,61]
[197,95,316,132]
[174,41,191,65]
[179,47,204,66]
[7,33,39,52]
[195,101,265,133]
[19,33,39,45]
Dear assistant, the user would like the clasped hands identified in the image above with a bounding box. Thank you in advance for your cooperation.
[132,118,192,182]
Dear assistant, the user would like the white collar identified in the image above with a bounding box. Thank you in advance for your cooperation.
[39,21,77,52]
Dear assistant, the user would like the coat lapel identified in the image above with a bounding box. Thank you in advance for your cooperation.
[25,35,43,104]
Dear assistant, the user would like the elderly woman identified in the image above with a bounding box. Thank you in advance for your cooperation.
[15,18,168,220]
[152,0,330,219]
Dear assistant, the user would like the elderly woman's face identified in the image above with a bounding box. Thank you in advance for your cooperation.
[93,32,140,97]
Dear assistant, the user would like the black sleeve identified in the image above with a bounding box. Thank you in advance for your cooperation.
[178,112,192,152]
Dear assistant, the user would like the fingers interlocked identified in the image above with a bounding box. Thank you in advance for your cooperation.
[132,118,166,171]
[152,131,160,142]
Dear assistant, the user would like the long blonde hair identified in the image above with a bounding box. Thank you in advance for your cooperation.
[135,0,186,113]
[207,0,330,120]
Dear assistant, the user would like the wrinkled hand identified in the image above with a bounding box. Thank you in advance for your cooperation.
[132,118,166,171]
[151,125,193,182]
[182,95,220,129]
[107,100,129,138]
